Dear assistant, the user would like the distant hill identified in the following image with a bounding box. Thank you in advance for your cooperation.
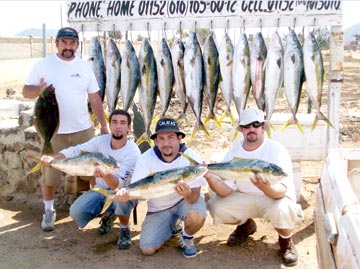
[344,23,360,44]
[16,28,58,38]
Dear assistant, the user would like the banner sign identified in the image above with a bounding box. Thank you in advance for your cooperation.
[67,0,342,31]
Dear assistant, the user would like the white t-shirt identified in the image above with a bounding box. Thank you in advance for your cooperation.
[60,135,141,189]
[223,136,296,201]
[131,147,207,212]
[25,54,99,134]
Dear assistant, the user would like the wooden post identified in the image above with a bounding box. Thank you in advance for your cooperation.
[327,26,343,149]
[29,35,33,58]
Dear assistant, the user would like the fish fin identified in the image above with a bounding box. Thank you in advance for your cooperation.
[178,152,200,165]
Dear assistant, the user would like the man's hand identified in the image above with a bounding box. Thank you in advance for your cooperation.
[174,182,192,197]
[40,155,54,167]
[250,173,271,192]
[114,188,130,203]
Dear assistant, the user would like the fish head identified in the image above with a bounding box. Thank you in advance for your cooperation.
[182,165,208,183]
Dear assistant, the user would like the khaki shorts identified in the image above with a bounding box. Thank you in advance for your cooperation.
[41,127,95,187]
[207,192,304,229]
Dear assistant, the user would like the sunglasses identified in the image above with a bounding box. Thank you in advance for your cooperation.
[240,121,263,129]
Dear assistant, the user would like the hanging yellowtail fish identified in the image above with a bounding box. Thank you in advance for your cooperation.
[88,36,106,102]
[34,85,59,155]
[171,38,188,122]
[303,31,333,130]
[281,30,305,134]
[137,38,158,147]
[233,33,251,124]
[184,32,210,141]
[218,32,236,125]
[121,40,140,112]
[250,32,267,111]
[264,31,284,136]
[27,152,120,176]
[105,39,121,114]
[93,165,208,214]
[156,37,174,119]
[203,34,222,128]
[180,153,287,183]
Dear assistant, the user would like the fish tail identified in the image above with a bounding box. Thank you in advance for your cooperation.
[279,119,291,132]
[312,111,334,130]
[151,114,160,125]
[219,110,236,126]
[266,127,272,138]
[296,121,304,135]
[136,132,154,147]
[232,130,239,141]
[204,114,222,128]
[219,112,226,124]
[229,112,236,126]
[189,125,199,143]
[91,187,114,215]
[26,154,42,174]
[200,121,211,138]
[42,142,54,155]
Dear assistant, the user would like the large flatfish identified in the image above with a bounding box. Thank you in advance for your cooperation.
[34,85,59,154]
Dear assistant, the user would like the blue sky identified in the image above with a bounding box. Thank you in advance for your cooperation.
[0,1,358,36]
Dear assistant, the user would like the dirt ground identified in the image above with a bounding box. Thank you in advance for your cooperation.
[0,50,359,269]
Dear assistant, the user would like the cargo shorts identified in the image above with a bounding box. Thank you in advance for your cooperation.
[40,127,94,187]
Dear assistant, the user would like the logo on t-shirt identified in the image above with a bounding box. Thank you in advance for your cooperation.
[70,73,81,78]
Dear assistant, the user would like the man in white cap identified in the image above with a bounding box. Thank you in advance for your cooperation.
[115,117,207,259]
[204,107,303,267]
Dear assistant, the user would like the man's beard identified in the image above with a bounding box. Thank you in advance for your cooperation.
[112,134,123,140]
[61,49,75,59]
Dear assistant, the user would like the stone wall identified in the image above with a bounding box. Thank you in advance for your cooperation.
[0,99,41,196]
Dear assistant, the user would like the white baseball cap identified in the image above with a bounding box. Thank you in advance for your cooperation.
[239,107,266,126]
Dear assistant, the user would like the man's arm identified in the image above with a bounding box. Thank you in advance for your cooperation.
[204,172,233,197]
[88,92,109,134]
[23,78,48,99]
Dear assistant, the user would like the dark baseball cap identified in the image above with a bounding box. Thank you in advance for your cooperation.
[150,118,185,140]
[56,27,79,41]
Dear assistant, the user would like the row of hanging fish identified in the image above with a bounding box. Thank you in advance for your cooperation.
[86,29,333,145]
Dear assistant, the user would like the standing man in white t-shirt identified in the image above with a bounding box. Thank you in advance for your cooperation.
[204,107,304,267]
[40,110,141,249]
[22,27,108,232]
[115,118,207,258]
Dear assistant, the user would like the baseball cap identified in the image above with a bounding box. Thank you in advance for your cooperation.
[56,27,79,41]
[239,107,266,126]
[150,118,185,140]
